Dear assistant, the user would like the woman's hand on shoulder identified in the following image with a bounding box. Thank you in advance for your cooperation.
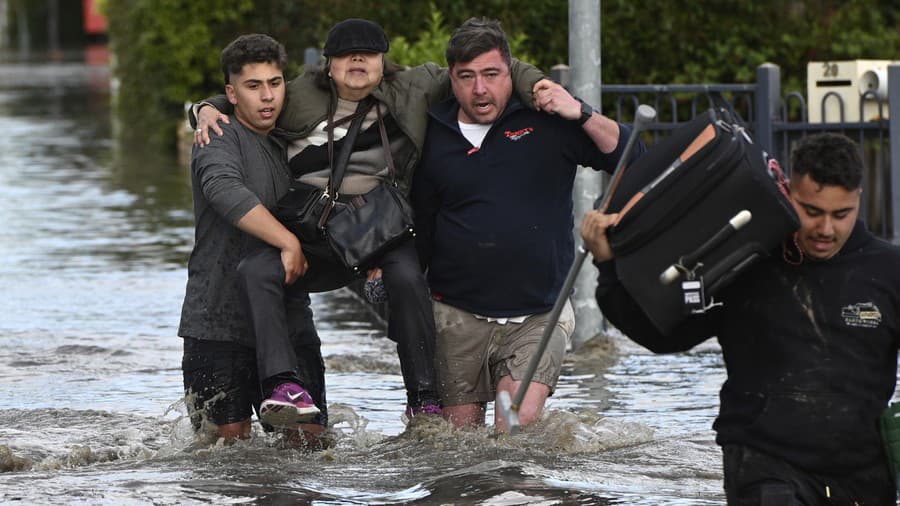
[194,105,230,147]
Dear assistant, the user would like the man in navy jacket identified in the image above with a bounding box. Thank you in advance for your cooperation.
[412,17,643,432]
[581,132,900,504]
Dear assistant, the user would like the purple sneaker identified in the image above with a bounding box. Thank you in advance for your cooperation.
[260,383,320,428]
[403,403,443,424]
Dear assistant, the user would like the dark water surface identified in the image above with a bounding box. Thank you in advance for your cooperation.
[0,56,727,504]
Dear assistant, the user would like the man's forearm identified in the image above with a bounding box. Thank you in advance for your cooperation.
[236,204,299,251]
[581,112,620,154]
[237,204,306,283]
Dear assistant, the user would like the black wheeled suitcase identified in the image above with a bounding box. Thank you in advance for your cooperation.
[604,108,799,335]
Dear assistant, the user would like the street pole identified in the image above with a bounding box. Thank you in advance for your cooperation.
[14,0,28,57]
[0,0,9,50]
[47,0,59,56]
[569,0,603,348]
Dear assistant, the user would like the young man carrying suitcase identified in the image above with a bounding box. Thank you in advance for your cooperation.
[582,132,900,504]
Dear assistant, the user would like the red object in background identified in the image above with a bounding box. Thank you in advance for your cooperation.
[82,0,107,35]
[85,44,109,65]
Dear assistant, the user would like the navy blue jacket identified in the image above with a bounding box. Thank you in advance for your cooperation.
[413,95,640,317]
[596,222,900,474]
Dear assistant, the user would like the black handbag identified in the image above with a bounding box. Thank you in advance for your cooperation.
[272,182,335,262]
[322,101,415,273]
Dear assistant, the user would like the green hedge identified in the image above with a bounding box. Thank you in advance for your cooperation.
[102,0,900,149]
[103,0,253,147]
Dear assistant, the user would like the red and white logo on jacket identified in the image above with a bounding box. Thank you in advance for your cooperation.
[504,127,534,141]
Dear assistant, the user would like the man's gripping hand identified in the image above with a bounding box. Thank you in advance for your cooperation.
[581,210,619,261]
[281,236,308,286]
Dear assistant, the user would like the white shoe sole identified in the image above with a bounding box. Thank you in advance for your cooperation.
[259,400,320,428]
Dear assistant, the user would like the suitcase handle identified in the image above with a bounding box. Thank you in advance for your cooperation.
[659,209,752,285]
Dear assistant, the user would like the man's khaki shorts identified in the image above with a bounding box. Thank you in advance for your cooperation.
[432,299,574,406]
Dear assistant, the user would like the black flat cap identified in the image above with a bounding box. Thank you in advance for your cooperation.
[323,19,389,57]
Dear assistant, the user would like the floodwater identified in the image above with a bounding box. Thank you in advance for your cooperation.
[0,54,728,504]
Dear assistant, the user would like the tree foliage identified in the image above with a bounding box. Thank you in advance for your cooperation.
[387,5,533,68]
[600,0,900,92]
[103,0,253,146]
[102,0,900,149]
[388,8,454,67]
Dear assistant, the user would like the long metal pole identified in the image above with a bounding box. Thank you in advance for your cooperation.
[47,0,58,55]
[569,0,603,348]
[0,0,9,50]
[14,0,28,56]
[754,63,781,157]
[889,64,900,241]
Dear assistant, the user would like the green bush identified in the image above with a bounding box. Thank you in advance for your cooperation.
[102,0,900,149]
[103,0,253,147]
[388,7,533,68]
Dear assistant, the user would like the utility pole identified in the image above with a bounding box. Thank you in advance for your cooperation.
[0,0,9,50]
[568,0,603,348]
[47,0,59,57]
[13,0,28,57]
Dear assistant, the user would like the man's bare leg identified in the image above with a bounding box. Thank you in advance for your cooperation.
[217,419,252,441]
[282,423,332,450]
[495,376,550,432]
[442,403,486,428]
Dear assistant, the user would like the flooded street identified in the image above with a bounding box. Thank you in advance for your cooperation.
[0,56,727,504]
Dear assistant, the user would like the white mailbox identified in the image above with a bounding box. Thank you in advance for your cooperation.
[807,60,893,123]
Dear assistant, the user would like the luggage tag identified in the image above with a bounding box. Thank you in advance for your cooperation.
[664,210,752,316]
[681,271,723,315]
[681,278,706,315]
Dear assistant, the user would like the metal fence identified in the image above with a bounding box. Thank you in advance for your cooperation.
[554,63,900,240]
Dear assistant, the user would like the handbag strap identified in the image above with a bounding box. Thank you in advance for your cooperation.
[374,103,399,185]
[326,97,374,198]
[318,98,373,229]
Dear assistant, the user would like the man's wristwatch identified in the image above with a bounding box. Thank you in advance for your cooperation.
[577,99,595,125]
